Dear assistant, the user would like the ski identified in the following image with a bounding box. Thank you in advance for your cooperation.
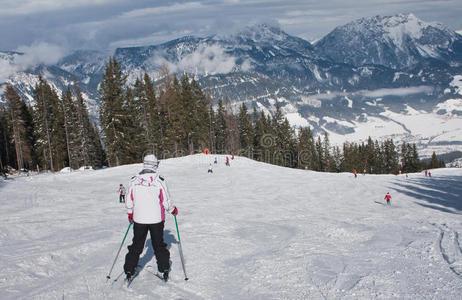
[154,271,169,282]
[146,265,169,282]
[124,271,140,288]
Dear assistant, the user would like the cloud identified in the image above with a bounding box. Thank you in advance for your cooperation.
[0,59,20,82]
[15,42,67,67]
[0,42,67,82]
[153,44,250,75]
[120,2,204,19]
[299,85,434,106]
[359,86,434,97]
[0,0,115,16]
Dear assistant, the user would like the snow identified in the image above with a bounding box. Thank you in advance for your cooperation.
[345,96,353,108]
[450,75,462,95]
[1,154,461,299]
[285,112,310,127]
[436,98,462,116]
[324,103,462,158]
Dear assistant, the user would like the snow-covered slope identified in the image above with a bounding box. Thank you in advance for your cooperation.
[1,155,461,299]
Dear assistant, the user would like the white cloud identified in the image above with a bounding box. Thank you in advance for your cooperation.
[154,44,249,75]
[0,59,19,82]
[0,0,114,16]
[0,42,67,82]
[15,42,67,67]
[359,86,433,97]
[121,2,204,19]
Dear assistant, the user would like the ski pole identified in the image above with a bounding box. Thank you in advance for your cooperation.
[174,215,189,280]
[106,222,132,280]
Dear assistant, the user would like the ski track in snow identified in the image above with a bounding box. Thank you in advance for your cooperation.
[0,154,461,299]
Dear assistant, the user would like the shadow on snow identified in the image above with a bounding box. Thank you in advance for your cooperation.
[390,174,462,215]
[135,229,177,273]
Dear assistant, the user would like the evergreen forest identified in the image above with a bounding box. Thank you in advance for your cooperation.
[0,58,445,176]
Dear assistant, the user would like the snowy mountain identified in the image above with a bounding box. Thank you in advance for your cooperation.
[315,13,462,69]
[1,14,462,158]
[1,154,462,299]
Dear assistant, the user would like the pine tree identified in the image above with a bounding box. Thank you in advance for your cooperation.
[429,151,445,169]
[190,78,210,152]
[271,104,286,166]
[4,85,34,170]
[206,90,215,153]
[382,139,399,174]
[322,132,335,172]
[99,57,129,167]
[252,108,265,162]
[331,145,343,172]
[73,81,104,167]
[315,136,324,171]
[33,77,67,171]
[164,75,186,155]
[0,105,15,172]
[297,127,316,170]
[215,99,227,153]
[122,87,142,163]
[365,137,376,174]
[224,98,239,153]
[373,140,384,174]
[237,103,254,157]
[143,73,163,153]
[60,88,78,168]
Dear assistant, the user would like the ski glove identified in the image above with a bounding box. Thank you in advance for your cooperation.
[128,213,134,223]
[171,207,178,216]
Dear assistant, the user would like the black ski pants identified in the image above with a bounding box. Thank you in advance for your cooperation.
[124,221,170,274]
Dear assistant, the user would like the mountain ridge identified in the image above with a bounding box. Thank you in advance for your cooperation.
[1,13,462,158]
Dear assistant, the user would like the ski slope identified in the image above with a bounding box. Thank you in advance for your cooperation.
[1,154,461,299]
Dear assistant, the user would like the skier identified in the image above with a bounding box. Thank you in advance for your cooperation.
[428,171,431,177]
[425,170,428,176]
[123,154,178,282]
[214,157,217,164]
[384,192,391,205]
[118,184,126,203]
[226,156,230,166]
[208,163,213,173]
[353,170,357,178]
[231,152,235,160]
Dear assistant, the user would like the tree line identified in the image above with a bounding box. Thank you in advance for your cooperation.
[1,78,104,173]
[0,57,445,175]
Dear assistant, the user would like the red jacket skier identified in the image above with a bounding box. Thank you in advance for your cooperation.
[384,192,391,205]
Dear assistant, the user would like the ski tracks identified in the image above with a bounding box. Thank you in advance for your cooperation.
[433,223,462,278]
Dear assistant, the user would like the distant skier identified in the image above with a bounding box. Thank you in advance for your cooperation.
[214,157,217,164]
[384,192,391,206]
[226,156,230,166]
[208,163,213,173]
[231,152,235,160]
[119,184,126,203]
[425,170,428,176]
[354,170,358,178]
[428,171,431,177]
[123,154,178,282]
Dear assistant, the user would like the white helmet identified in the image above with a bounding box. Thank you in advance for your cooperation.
[143,154,159,171]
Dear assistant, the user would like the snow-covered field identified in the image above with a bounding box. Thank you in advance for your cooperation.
[1,155,461,299]
[324,100,462,159]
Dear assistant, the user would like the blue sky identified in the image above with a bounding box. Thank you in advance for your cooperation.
[0,0,461,53]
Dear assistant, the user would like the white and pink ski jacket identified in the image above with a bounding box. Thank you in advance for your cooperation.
[125,171,175,224]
